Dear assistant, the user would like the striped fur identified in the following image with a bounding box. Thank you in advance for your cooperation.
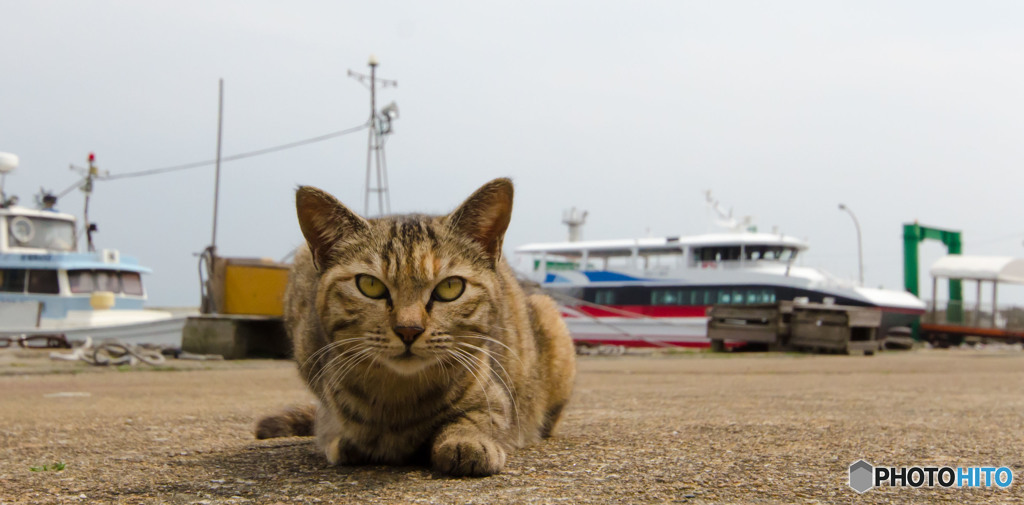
[257,178,576,477]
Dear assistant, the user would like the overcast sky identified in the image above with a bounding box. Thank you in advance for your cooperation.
[3,1,1024,307]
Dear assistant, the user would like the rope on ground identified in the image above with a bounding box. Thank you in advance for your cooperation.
[49,338,223,366]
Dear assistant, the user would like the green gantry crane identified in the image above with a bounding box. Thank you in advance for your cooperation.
[903,223,963,323]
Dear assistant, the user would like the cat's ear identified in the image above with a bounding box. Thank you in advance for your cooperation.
[447,178,514,265]
[295,186,368,270]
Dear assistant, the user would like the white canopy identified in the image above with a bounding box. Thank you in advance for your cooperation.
[930,255,1024,284]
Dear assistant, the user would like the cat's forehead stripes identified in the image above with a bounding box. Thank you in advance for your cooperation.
[363,216,458,285]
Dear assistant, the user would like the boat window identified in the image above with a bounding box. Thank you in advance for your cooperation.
[26,269,59,294]
[738,245,800,262]
[692,289,713,305]
[68,271,95,294]
[0,269,26,293]
[6,216,76,252]
[95,270,120,293]
[694,246,743,263]
[594,289,616,306]
[121,272,143,296]
[651,289,681,305]
[731,289,744,304]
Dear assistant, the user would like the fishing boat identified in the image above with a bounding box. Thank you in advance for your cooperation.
[514,198,925,348]
[0,153,186,348]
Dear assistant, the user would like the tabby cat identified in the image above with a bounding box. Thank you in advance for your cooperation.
[256,178,576,477]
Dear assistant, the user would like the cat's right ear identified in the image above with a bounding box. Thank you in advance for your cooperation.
[295,186,368,270]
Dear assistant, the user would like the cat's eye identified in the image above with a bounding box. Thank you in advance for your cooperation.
[432,277,465,302]
[356,275,388,299]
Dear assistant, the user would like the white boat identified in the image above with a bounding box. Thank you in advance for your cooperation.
[0,153,186,348]
[514,202,925,349]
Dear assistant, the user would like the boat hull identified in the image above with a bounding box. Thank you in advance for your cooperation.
[558,304,923,348]
[0,316,188,349]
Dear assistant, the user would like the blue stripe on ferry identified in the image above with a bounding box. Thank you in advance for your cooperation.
[0,253,150,272]
[544,273,572,283]
[582,271,645,282]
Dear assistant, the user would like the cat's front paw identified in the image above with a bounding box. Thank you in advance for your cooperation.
[431,436,507,477]
[322,436,365,466]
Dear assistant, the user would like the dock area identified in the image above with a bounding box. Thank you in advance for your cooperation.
[1,349,1022,504]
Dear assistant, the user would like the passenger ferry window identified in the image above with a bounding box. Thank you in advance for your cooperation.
[595,290,616,305]
[121,272,143,296]
[717,290,731,304]
[27,269,59,294]
[652,289,681,305]
[95,270,120,293]
[68,271,95,294]
[732,289,744,304]
[1,269,26,293]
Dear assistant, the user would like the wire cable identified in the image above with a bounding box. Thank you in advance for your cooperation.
[100,122,369,181]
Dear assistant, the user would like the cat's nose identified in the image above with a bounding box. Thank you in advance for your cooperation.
[393,325,425,344]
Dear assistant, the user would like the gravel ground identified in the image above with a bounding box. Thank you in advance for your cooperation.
[1,348,1022,504]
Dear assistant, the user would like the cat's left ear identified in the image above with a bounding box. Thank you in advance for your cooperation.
[447,178,514,265]
[296,186,369,270]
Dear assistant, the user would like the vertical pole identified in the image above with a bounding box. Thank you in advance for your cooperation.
[364,132,373,216]
[944,231,963,305]
[992,281,999,328]
[380,146,391,213]
[975,280,982,326]
[84,153,97,252]
[375,135,385,215]
[903,223,919,296]
[211,78,224,252]
[854,219,863,286]
[364,58,378,216]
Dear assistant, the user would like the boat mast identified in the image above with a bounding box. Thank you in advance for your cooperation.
[81,153,100,252]
[200,79,225,315]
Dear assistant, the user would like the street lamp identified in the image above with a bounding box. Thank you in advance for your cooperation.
[838,203,864,286]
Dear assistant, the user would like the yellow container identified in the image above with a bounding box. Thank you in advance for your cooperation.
[218,258,290,316]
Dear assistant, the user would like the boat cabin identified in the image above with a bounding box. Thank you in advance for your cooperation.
[0,206,149,321]
[516,232,808,280]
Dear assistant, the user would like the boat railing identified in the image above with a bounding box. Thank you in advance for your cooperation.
[923,299,1024,331]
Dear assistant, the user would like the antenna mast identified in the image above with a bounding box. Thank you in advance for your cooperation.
[348,55,398,217]
[70,153,107,252]
[562,207,588,242]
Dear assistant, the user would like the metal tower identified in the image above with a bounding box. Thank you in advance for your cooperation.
[348,55,398,217]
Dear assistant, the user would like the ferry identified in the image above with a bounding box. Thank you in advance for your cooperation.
[0,153,186,348]
[514,206,926,348]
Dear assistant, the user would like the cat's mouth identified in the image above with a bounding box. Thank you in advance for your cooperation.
[393,349,417,360]
[383,348,436,375]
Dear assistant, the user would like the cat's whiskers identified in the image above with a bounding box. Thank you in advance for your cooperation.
[455,341,523,442]
[460,333,526,369]
[307,340,373,387]
[447,346,510,437]
[302,338,353,371]
[322,345,379,392]
[321,350,374,392]
[444,349,494,427]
